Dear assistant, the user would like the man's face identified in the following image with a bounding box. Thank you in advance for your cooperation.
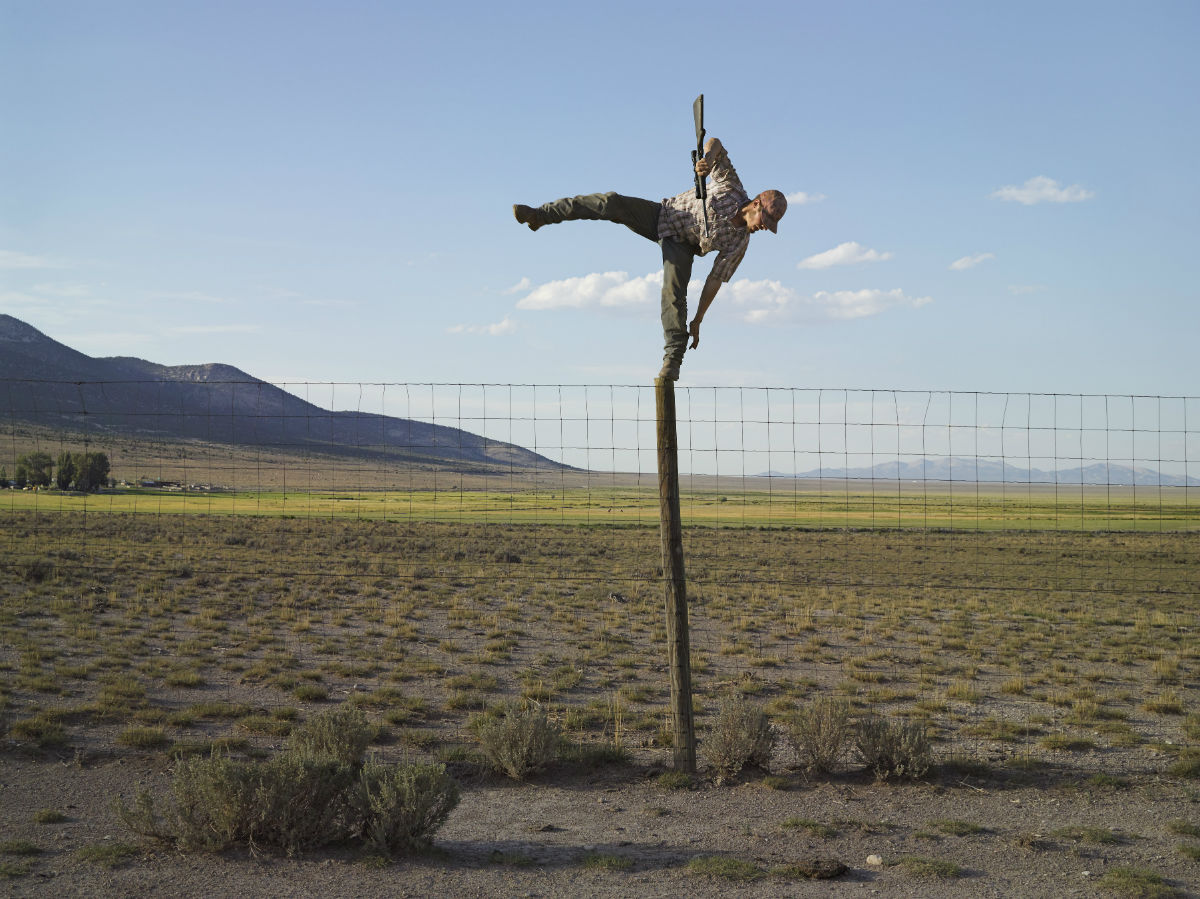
[742,197,772,233]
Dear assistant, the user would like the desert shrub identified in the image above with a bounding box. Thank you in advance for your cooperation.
[117,725,172,750]
[686,855,764,881]
[119,752,247,851]
[287,705,372,766]
[9,714,68,748]
[474,704,561,779]
[562,737,631,769]
[656,770,696,790]
[897,855,964,879]
[1098,866,1182,898]
[120,751,354,854]
[293,683,329,702]
[703,695,774,783]
[119,705,459,856]
[786,697,852,775]
[0,840,41,856]
[351,759,460,855]
[855,715,932,781]
[76,842,139,869]
[19,558,55,583]
[239,751,358,853]
[1165,748,1200,779]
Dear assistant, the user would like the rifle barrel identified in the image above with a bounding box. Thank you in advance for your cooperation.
[692,94,709,237]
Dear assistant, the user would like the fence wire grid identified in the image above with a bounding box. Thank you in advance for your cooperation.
[2,379,1197,767]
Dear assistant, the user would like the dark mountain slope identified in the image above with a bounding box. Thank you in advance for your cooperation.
[0,314,560,471]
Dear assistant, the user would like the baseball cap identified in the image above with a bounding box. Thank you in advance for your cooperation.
[759,190,787,233]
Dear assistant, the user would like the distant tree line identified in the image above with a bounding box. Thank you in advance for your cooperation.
[3,451,112,492]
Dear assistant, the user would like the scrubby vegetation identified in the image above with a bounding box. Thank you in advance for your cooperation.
[0,504,1195,894]
[118,706,459,855]
[701,694,774,783]
[0,510,1195,786]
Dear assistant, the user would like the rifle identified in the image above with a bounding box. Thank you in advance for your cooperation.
[691,94,709,238]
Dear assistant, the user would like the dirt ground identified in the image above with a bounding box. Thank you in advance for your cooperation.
[1,515,1197,895]
[2,744,1197,898]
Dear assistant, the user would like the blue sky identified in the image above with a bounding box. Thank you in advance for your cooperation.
[2,1,1198,400]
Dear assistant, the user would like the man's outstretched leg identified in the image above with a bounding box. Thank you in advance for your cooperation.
[513,192,697,380]
[659,238,694,380]
[513,193,660,241]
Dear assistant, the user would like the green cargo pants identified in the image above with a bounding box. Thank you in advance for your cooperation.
[537,192,695,368]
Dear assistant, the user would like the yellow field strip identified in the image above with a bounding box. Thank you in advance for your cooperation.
[4,485,1197,531]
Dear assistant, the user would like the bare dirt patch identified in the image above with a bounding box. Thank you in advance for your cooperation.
[2,751,1198,897]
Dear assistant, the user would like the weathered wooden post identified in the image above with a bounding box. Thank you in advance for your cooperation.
[655,377,696,772]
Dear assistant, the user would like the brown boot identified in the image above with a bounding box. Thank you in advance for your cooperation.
[513,204,545,232]
[657,360,680,381]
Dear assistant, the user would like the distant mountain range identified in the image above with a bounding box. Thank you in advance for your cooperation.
[4,314,1194,486]
[0,314,560,472]
[764,458,1198,487]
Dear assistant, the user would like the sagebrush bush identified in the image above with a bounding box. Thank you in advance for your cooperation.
[787,697,852,775]
[702,695,774,783]
[351,759,460,854]
[241,751,358,853]
[855,715,932,781]
[20,558,55,583]
[121,751,250,851]
[474,704,560,779]
[118,705,459,856]
[286,704,372,766]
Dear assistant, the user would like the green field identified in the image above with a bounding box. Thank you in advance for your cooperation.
[5,480,1198,531]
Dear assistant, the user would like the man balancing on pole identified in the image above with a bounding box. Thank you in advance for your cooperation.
[513,112,787,381]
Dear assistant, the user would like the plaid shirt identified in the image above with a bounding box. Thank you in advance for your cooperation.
[657,144,750,283]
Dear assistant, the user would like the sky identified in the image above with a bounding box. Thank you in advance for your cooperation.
[3,0,1199,405]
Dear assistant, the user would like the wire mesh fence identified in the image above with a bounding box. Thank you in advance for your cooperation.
[2,379,1197,769]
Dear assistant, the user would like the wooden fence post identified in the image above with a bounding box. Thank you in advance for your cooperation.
[655,377,696,772]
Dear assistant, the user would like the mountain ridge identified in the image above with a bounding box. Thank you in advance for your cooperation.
[0,314,561,471]
[762,457,1198,487]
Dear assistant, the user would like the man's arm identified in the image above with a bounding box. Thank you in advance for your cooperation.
[688,272,724,349]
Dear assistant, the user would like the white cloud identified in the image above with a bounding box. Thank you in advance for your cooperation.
[797,241,893,270]
[786,190,826,206]
[725,279,931,324]
[725,279,796,323]
[0,250,56,269]
[990,176,1094,205]
[448,316,517,336]
[512,269,930,327]
[515,270,663,310]
[810,288,932,320]
[503,277,532,295]
[949,252,995,271]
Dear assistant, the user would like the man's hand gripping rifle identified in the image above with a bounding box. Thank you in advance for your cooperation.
[691,94,709,239]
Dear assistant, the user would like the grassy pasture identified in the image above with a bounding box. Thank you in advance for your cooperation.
[1,509,1195,780]
[5,479,1199,530]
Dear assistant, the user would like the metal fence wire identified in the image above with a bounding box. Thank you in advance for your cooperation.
[4,380,1198,579]
[2,380,1197,762]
